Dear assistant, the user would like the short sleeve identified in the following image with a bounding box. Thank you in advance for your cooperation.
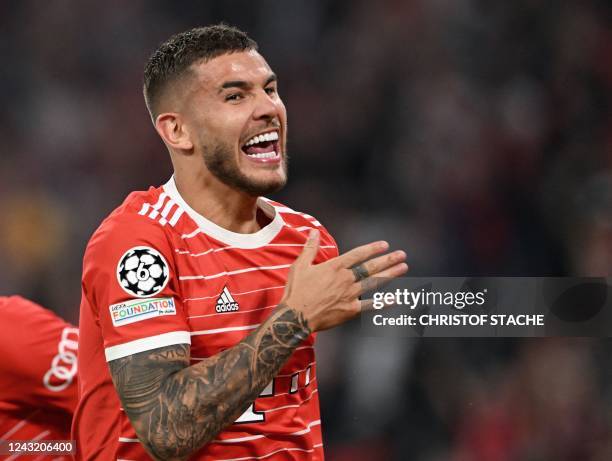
[319,226,340,260]
[82,214,190,362]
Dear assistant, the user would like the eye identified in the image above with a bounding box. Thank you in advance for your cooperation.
[265,86,277,96]
[225,93,244,102]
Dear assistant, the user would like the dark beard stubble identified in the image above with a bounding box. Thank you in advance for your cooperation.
[203,143,288,197]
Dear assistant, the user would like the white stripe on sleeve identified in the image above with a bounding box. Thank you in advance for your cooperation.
[105,331,191,362]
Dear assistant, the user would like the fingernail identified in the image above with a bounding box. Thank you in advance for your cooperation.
[310,229,319,238]
[379,241,389,249]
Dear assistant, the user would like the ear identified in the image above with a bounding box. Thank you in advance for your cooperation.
[155,113,194,151]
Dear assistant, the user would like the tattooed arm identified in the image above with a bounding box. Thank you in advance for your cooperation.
[108,230,408,460]
[108,306,309,461]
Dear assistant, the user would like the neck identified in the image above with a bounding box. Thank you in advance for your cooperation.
[173,170,265,234]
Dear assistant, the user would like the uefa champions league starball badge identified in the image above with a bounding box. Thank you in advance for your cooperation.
[116,246,170,297]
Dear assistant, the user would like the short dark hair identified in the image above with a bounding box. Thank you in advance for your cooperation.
[143,24,258,118]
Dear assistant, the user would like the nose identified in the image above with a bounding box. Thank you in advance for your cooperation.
[252,89,280,122]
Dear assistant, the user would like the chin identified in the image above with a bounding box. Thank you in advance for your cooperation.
[238,165,287,195]
[205,146,288,196]
[242,176,287,196]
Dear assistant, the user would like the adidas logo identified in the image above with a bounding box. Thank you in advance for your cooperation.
[215,286,240,313]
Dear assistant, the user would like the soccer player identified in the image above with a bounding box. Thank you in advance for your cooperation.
[0,296,78,459]
[72,24,408,460]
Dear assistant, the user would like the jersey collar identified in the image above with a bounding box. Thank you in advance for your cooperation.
[163,176,284,249]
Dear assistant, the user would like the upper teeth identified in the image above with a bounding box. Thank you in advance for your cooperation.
[244,131,279,147]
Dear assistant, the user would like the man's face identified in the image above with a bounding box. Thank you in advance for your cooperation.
[181,49,288,196]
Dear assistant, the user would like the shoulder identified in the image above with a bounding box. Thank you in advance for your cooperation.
[91,187,165,236]
[85,187,171,259]
[0,295,72,329]
[82,187,182,297]
[264,198,338,249]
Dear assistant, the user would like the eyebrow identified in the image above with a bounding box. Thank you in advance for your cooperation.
[264,74,277,86]
[219,73,278,92]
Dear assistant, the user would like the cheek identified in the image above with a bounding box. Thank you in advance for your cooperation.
[223,114,251,147]
[194,106,244,140]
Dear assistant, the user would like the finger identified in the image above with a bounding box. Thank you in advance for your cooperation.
[373,262,409,279]
[359,250,406,278]
[359,298,374,312]
[337,240,389,268]
[356,262,409,295]
[349,295,401,316]
[358,297,398,313]
[345,298,375,316]
[296,229,320,266]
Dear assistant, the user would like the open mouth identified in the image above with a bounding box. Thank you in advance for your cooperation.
[241,130,281,163]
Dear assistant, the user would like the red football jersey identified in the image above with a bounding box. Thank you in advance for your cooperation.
[73,177,338,460]
[0,296,78,460]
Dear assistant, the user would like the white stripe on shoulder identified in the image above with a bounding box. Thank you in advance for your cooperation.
[148,201,167,221]
[136,192,185,228]
[157,199,176,225]
[160,199,175,218]
[168,208,184,226]
[105,331,191,362]
[138,203,150,216]
[147,192,168,219]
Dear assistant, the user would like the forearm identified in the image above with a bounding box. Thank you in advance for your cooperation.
[109,304,310,461]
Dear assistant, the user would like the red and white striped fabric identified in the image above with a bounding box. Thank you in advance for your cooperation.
[0,296,78,461]
[73,177,338,460]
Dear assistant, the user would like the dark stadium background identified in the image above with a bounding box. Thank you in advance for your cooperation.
[1,1,611,459]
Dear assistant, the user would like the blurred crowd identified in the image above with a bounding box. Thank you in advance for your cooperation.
[1,1,610,459]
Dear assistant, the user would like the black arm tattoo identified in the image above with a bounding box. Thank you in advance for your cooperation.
[108,305,310,461]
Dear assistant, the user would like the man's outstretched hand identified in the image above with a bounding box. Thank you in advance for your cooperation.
[282,229,408,331]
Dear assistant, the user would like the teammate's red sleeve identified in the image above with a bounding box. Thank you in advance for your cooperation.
[0,296,78,415]
[82,214,190,362]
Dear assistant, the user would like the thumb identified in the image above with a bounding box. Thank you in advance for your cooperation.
[297,229,320,266]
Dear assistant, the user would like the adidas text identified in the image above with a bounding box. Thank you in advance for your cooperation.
[215,286,240,313]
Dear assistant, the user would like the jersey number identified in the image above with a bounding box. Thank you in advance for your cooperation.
[235,365,312,423]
